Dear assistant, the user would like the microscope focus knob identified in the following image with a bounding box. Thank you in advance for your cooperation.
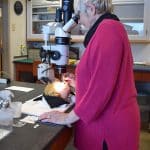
[51,51,61,60]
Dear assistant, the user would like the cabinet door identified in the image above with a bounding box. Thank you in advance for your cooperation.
[27,0,60,39]
[112,0,150,40]
[27,0,85,39]
[27,0,150,40]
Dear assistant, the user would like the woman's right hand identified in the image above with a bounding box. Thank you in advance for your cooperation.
[62,73,76,89]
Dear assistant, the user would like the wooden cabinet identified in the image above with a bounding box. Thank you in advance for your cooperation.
[14,59,150,83]
[27,0,83,40]
[134,71,150,81]
[49,127,73,150]
[14,62,33,82]
[14,60,75,82]
[14,60,41,82]
[32,6,57,35]
[27,0,150,41]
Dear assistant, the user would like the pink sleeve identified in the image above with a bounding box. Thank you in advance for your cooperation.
[74,22,125,123]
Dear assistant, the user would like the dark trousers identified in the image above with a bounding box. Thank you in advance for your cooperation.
[103,140,108,150]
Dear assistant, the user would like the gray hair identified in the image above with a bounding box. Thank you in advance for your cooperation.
[75,0,113,14]
[86,0,113,14]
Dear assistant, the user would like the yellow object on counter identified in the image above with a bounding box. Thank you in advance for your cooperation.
[68,59,78,65]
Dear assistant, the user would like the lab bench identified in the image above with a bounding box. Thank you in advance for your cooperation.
[0,81,73,150]
[14,59,150,82]
[134,64,150,82]
[13,59,39,82]
[13,59,76,82]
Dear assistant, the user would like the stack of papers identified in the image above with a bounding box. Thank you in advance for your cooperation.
[5,86,34,92]
[21,96,70,117]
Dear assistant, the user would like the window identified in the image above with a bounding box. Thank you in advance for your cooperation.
[113,0,144,35]
[112,0,150,40]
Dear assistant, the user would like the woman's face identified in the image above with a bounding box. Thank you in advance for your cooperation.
[75,1,98,29]
[79,11,91,28]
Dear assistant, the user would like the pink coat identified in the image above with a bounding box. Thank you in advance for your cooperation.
[74,19,140,150]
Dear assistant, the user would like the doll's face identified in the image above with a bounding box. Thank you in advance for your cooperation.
[53,81,68,93]
[53,81,70,99]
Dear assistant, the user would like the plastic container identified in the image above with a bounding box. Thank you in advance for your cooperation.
[10,102,22,118]
[0,109,13,140]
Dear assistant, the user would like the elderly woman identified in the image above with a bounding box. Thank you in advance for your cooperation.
[40,0,140,149]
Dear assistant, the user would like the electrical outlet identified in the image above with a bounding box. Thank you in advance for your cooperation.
[12,24,16,31]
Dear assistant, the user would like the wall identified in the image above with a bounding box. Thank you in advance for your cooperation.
[2,0,26,80]
[132,44,150,62]
[9,0,26,57]
[0,8,2,71]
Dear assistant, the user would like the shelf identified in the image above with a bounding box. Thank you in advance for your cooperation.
[27,36,150,44]
[32,20,54,22]
[27,0,149,40]
[32,4,59,8]
[130,40,150,44]
[120,18,143,21]
[112,0,144,5]
[33,12,55,15]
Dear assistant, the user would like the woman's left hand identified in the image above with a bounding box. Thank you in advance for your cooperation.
[39,111,71,127]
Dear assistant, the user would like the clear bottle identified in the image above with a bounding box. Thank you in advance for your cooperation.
[0,109,13,140]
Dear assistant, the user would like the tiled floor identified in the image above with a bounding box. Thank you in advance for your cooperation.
[65,137,75,150]
[140,130,150,150]
[65,130,150,150]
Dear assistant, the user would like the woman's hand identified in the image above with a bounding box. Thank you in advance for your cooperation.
[62,73,76,89]
[39,111,71,126]
[39,110,79,126]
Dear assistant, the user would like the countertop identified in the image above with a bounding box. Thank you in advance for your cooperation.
[13,59,34,64]
[27,36,150,44]
[0,81,72,150]
[134,64,150,72]
[14,59,150,72]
